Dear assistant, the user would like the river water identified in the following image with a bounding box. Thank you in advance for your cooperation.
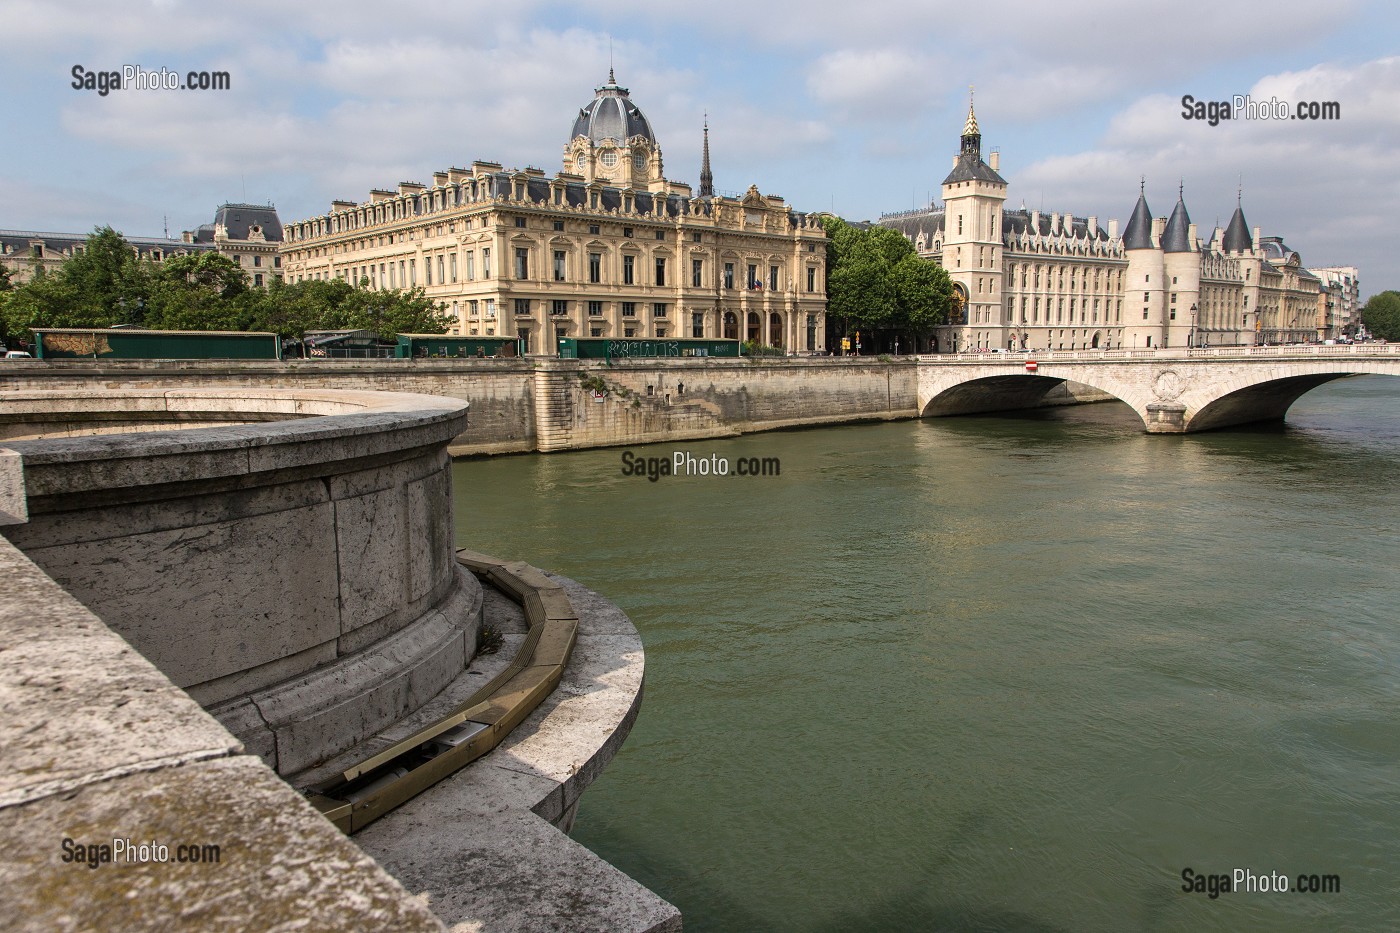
[451,376,1400,932]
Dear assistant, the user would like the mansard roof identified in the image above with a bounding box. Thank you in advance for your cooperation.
[1222,204,1252,253]
[1000,209,1111,242]
[1162,196,1192,253]
[194,203,283,243]
[1121,193,1154,249]
[877,209,946,243]
[0,229,212,256]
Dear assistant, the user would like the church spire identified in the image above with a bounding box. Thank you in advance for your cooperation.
[699,114,714,198]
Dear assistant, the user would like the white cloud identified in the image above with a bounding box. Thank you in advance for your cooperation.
[806,48,938,120]
[1011,57,1400,289]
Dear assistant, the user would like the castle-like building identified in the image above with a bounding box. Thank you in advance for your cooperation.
[879,100,1355,351]
[281,72,829,353]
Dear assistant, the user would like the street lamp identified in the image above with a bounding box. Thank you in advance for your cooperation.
[1188,303,1198,349]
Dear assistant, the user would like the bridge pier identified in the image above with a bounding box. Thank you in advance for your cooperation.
[1144,402,1187,433]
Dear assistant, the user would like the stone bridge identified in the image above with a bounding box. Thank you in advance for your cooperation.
[916,344,1400,433]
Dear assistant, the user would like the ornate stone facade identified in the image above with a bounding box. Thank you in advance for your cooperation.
[281,74,828,354]
[880,100,1346,351]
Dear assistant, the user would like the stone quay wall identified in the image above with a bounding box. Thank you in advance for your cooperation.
[0,357,929,455]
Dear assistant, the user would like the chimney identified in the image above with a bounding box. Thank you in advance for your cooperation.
[1187,222,1198,249]
[1108,218,1119,239]
[989,151,1000,171]
[952,155,959,169]
[1087,216,1098,236]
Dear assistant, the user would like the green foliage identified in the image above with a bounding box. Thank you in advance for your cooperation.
[579,373,610,394]
[476,623,504,656]
[0,265,12,292]
[741,339,783,357]
[820,215,953,341]
[0,228,454,343]
[1361,290,1400,341]
[0,227,154,338]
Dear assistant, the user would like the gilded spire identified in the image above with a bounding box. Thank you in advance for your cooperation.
[963,85,979,137]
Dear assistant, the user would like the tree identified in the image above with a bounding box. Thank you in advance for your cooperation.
[145,253,251,332]
[0,227,153,338]
[890,253,953,343]
[233,279,454,340]
[0,265,11,292]
[821,215,953,350]
[1361,290,1400,341]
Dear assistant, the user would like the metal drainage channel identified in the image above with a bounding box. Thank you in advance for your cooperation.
[306,550,579,834]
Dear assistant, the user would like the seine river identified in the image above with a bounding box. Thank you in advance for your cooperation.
[451,376,1400,932]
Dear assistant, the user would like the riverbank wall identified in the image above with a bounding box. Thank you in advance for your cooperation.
[0,357,1111,456]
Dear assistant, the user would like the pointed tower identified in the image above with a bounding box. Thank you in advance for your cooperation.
[1223,192,1262,343]
[1121,181,1154,250]
[699,115,714,198]
[1222,195,1253,254]
[1122,178,1167,349]
[939,88,1007,350]
[1161,183,1200,347]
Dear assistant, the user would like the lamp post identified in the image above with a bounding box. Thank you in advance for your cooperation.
[1188,303,1198,350]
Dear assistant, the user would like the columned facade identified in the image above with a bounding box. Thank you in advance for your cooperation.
[282,76,827,354]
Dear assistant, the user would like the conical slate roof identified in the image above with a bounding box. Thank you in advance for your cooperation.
[1162,195,1192,253]
[1222,204,1252,253]
[1122,192,1154,250]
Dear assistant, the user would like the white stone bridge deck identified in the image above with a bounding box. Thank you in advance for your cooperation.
[916,344,1400,433]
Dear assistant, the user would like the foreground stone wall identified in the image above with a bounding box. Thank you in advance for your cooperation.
[0,531,446,932]
[0,389,673,929]
[1,389,479,775]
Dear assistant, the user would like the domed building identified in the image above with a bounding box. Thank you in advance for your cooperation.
[564,70,664,189]
[282,74,829,354]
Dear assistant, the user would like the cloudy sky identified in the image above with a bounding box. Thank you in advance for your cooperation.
[2,0,1396,294]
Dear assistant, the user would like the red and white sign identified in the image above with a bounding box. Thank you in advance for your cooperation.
[1025,360,1038,373]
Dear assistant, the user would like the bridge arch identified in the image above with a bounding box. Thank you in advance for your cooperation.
[919,372,1145,426]
[1181,365,1400,432]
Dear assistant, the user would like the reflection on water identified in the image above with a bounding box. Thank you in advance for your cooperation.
[453,376,1400,933]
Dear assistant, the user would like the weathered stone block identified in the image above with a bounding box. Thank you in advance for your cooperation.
[20,500,340,688]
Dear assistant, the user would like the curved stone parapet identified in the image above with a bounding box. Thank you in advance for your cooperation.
[0,534,445,932]
[2,388,480,776]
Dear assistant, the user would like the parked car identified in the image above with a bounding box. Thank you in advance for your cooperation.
[3,350,33,359]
